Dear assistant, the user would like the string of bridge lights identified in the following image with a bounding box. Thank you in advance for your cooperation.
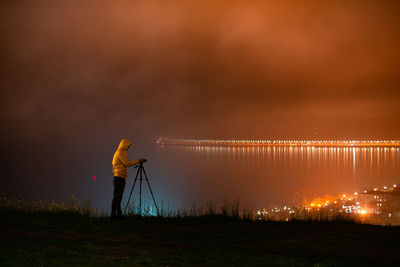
[157,138,400,147]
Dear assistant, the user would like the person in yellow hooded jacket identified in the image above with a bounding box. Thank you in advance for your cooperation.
[112,138,145,218]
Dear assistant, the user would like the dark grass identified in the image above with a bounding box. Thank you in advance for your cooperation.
[1,210,400,266]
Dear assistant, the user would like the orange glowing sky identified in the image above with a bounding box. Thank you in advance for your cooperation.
[2,0,400,142]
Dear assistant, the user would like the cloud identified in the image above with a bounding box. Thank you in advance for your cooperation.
[1,0,400,141]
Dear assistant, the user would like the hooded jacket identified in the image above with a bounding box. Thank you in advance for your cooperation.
[112,139,139,178]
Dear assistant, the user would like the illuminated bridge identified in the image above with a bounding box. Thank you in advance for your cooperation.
[157,138,400,147]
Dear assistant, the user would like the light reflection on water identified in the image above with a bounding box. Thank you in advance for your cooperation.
[182,146,400,177]
[152,146,400,209]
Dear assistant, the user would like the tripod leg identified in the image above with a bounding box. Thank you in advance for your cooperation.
[142,166,160,216]
[139,166,143,216]
[124,166,140,215]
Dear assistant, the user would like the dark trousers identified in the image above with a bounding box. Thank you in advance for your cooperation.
[111,176,126,217]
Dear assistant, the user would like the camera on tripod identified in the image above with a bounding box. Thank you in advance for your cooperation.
[125,158,159,216]
[135,158,147,168]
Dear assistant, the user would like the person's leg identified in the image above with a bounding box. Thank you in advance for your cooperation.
[116,178,126,217]
[111,177,119,217]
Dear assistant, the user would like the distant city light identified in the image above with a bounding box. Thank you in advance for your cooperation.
[256,185,399,225]
[358,209,367,215]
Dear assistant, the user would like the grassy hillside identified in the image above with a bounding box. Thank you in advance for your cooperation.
[1,210,400,266]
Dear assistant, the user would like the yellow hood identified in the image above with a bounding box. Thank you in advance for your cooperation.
[112,138,138,178]
[116,138,132,152]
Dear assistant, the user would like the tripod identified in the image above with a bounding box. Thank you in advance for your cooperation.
[124,162,160,216]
